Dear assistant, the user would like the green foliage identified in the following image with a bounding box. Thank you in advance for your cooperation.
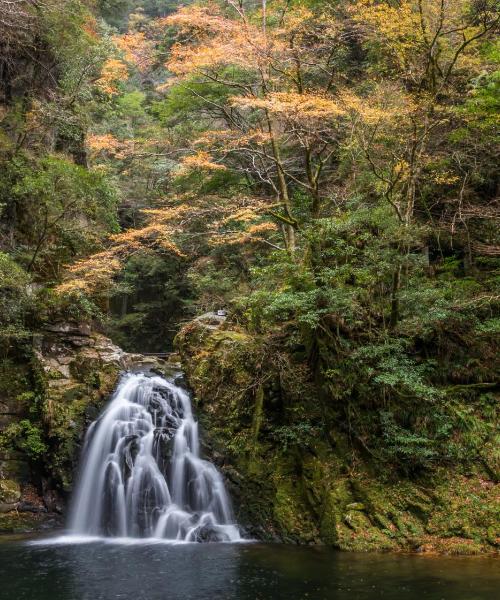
[379,411,438,469]
[9,154,118,274]
[107,251,191,351]
[0,420,47,461]
[272,423,317,452]
[0,253,31,342]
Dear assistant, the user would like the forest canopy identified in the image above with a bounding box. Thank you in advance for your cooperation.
[0,0,499,471]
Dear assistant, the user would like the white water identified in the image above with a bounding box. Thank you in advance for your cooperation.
[68,372,241,542]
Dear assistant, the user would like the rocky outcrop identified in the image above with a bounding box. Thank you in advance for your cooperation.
[0,322,160,533]
[32,323,129,494]
[176,318,500,554]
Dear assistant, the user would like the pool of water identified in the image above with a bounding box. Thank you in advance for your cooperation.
[0,535,498,600]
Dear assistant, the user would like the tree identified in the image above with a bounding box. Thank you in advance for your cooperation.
[160,1,360,253]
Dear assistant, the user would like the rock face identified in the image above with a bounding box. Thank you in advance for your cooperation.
[176,318,500,554]
[0,323,136,532]
[0,479,21,513]
[32,324,129,494]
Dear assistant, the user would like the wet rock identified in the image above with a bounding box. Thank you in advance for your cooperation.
[44,322,91,336]
[17,501,48,513]
[42,488,64,514]
[194,525,229,543]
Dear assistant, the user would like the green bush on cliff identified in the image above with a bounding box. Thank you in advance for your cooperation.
[0,253,31,343]
[0,419,47,461]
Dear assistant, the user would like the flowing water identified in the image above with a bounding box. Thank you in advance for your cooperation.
[1,372,498,599]
[69,372,240,542]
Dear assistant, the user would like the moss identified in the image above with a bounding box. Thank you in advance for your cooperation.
[251,384,264,448]
[0,512,58,534]
[0,479,21,504]
[42,362,120,492]
[177,321,500,554]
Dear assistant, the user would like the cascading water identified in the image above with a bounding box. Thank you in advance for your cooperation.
[68,372,241,542]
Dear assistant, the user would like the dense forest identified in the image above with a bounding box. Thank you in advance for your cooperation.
[0,0,499,553]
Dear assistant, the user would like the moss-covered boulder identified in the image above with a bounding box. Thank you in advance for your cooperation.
[33,326,128,494]
[0,479,21,513]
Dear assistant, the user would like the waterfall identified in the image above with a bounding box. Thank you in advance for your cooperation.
[68,372,241,542]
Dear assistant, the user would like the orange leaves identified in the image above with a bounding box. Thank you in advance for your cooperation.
[208,202,278,248]
[193,129,271,151]
[57,206,186,296]
[229,89,403,127]
[56,251,122,295]
[57,188,282,298]
[82,15,98,40]
[158,4,231,36]
[231,92,346,120]
[96,58,128,95]
[113,32,154,72]
[179,151,226,173]
[167,42,229,76]
[163,3,270,76]
[86,134,135,159]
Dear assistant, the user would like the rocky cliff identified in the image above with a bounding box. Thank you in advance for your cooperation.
[0,323,131,532]
[176,316,499,554]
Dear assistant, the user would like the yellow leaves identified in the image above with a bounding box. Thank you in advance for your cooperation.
[219,207,265,225]
[277,6,314,36]
[230,92,346,120]
[208,220,278,248]
[351,0,418,40]
[393,160,410,177]
[96,59,128,95]
[350,0,489,83]
[179,151,226,173]
[341,86,414,124]
[432,171,460,186]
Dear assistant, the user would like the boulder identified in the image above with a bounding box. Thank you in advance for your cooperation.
[0,479,21,513]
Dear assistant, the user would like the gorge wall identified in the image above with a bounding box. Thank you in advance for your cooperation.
[0,324,130,531]
[176,316,499,554]
[1,314,498,555]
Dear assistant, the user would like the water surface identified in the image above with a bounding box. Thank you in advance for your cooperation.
[0,537,498,600]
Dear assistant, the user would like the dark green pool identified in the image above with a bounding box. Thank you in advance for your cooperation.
[0,536,498,600]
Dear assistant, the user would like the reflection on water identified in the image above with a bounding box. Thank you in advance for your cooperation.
[0,537,498,600]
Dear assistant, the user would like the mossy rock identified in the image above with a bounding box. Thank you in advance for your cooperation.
[177,321,500,553]
[0,479,21,505]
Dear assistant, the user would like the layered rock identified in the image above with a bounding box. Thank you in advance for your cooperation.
[0,323,135,532]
